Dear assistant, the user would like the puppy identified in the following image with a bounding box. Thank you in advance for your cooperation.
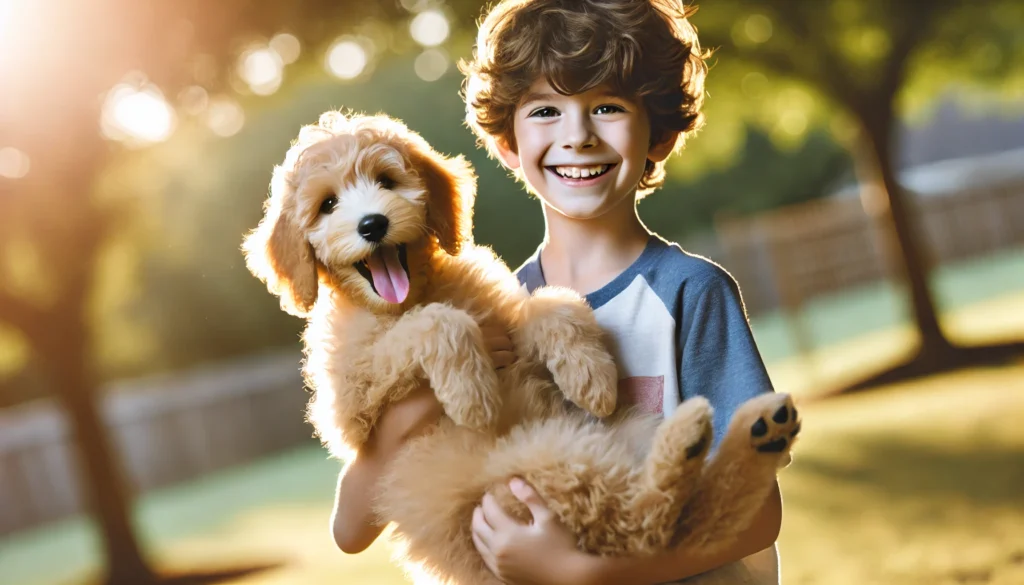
[243,111,800,585]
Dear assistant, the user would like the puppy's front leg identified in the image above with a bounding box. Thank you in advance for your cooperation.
[371,303,501,431]
[517,287,618,417]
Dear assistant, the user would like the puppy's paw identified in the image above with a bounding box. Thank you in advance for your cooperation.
[646,397,713,482]
[672,397,714,461]
[550,343,618,418]
[435,360,502,431]
[735,393,801,455]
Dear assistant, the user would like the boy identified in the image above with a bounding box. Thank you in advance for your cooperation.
[460,1,786,584]
[333,1,787,583]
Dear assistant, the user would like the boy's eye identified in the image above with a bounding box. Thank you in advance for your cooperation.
[528,106,559,118]
[594,104,626,115]
[377,174,396,190]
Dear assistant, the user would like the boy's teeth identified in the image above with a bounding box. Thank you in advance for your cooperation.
[555,165,608,178]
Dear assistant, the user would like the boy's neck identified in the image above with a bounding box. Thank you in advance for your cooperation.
[538,196,651,296]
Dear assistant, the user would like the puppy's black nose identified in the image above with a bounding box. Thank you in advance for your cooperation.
[357,214,390,242]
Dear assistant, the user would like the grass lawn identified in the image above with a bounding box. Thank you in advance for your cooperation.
[7,360,1020,585]
[778,363,1024,585]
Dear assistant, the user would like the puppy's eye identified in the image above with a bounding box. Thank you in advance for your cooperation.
[319,195,338,215]
[377,175,396,190]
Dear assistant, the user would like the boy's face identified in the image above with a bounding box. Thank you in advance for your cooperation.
[496,78,671,220]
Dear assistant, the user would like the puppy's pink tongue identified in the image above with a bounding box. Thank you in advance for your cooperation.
[367,246,409,304]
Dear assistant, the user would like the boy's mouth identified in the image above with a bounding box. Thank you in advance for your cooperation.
[353,244,410,304]
[547,164,614,180]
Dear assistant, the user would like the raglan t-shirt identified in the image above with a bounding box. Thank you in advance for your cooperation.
[515,234,784,585]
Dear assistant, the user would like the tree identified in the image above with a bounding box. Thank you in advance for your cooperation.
[694,0,1024,390]
[0,1,483,583]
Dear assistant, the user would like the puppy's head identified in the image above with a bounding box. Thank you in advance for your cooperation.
[242,111,476,316]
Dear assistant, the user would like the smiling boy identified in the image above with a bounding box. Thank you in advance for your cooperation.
[459,1,788,584]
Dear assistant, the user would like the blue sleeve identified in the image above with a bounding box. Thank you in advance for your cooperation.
[679,269,774,447]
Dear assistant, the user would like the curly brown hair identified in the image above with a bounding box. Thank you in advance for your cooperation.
[460,0,709,197]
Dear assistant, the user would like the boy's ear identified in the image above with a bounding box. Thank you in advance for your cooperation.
[648,131,681,163]
[494,137,522,170]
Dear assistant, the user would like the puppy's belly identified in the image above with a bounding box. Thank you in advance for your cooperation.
[377,422,500,585]
[485,412,664,555]
[377,411,667,583]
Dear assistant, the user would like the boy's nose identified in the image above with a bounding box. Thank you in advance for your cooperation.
[561,136,597,150]
[560,118,598,151]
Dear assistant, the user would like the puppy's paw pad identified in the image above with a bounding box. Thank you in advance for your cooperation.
[743,394,800,454]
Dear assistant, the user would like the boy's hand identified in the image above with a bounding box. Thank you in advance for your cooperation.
[481,322,517,370]
[375,384,446,455]
[471,478,594,585]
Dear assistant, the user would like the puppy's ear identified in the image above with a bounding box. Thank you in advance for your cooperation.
[242,169,319,317]
[409,144,477,255]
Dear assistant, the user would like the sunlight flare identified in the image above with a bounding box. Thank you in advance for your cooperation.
[101,82,176,146]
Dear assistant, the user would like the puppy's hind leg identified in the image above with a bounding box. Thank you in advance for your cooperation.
[372,303,502,431]
[625,398,712,553]
[517,287,618,418]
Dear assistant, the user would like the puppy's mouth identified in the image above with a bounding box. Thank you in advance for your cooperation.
[353,244,410,304]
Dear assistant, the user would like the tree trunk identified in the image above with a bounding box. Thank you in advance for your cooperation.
[854,106,955,362]
[43,311,158,585]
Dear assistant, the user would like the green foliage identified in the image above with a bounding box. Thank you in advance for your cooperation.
[695,0,1024,123]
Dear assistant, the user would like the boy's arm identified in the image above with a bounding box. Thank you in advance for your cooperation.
[332,323,517,554]
[331,382,445,554]
[472,479,781,585]
[575,482,782,585]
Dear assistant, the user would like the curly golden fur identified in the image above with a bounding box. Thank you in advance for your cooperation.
[243,111,799,585]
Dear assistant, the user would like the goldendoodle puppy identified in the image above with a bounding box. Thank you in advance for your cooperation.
[243,111,800,585]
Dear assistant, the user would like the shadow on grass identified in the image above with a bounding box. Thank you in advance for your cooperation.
[159,562,285,584]
[76,562,285,585]
[790,435,1024,509]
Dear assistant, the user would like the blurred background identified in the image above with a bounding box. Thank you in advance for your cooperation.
[1,0,1022,584]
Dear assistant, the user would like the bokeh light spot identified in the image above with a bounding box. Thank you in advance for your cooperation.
[779,110,808,136]
[179,85,209,116]
[400,0,432,12]
[414,48,449,82]
[206,97,245,138]
[0,147,30,179]
[326,38,369,80]
[270,33,301,64]
[745,14,773,44]
[410,10,449,47]
[239,46,283,96]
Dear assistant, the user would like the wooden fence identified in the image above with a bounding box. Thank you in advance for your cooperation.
[715,176,1024,318]
[0,351,311,536]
